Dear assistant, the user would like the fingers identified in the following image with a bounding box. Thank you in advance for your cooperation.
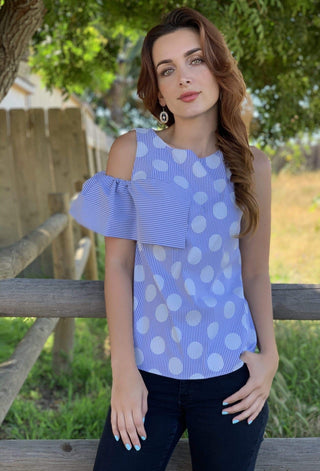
[111,406,147,451]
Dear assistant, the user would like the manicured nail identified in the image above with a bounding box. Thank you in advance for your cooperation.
[248,420,253,425]
[125,443,132,451]
[222,410,229,415]
[134,445,141,451]
[114,434,119,441]
[141,435,146,440]
[232,419,239,424]
[142,416,145,423]
[222,401,229,406]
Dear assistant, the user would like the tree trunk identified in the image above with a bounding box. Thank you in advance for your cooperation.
[0,0,45,102]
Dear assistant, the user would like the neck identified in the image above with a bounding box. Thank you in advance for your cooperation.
[166,107,218,158]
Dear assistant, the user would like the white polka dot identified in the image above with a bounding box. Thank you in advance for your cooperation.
[153,159,168,171]
[135,348,144,365]
[213,202,227,219]
[207,322,219,339]
[206,153,221,169]
[224,301,235,318]
[242,313,249,330]
[248,328,257,344]
[207,353,224,372]
[149,368,161,374]
[226,168,232,179]
[203,296,217,307]
[230,221,240,237]
[224,266,232,279]
[221,252,230,268]
[230,191,236,205]
[134,265,145,281]
[209,234,222,252]
[137,241,143,252]
[190,373,204,379]
[188,247,202,265]
[191,215,207,233]
[172,149,187,164]
[187,342,203,359]
[171,261,182,279]
[211,279,225,295]
[155,304,168,322]
[192,161,207,177]
[153,135,166,148]
[225,333,242,350]
[214,179,226,192]
[132,170,147,180]
[193,192,208,205]
[186,310,201,326]
[153,245,166,261]
[136,142,148,157]
[167,293,182,311]
[145,284,157,302]
[150,336,165,354]
[184,278,196,296]
[174,175,189,189]
[200,265,214,283]
[133,296,138,311]
[169,357,183,375]
[171,326,182,343]
[153,274,164,291]
[136,316,150,334]
[233,286,244,298]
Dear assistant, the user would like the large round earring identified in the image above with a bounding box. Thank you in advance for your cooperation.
[159,108,169,124]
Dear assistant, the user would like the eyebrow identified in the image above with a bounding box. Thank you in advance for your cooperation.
[155,47,202,69]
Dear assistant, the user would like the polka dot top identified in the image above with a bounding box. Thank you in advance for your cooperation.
[69,128,257,379]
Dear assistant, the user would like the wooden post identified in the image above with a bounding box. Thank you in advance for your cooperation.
[49,192,76,373]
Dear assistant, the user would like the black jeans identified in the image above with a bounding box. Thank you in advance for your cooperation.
[93,364,269,471]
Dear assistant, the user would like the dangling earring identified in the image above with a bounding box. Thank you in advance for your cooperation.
[159,107,169,124]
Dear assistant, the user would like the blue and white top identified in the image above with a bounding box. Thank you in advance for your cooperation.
[69,128,257,379]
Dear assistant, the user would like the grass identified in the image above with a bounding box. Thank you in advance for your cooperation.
[1,171,320,439]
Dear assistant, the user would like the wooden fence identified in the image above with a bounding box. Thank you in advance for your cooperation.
[0,107,113,278]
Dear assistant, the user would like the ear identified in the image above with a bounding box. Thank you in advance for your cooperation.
[158,91,166,107]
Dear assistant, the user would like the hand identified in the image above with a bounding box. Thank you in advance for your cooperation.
[111,367,148,451]
[222,351,279,424]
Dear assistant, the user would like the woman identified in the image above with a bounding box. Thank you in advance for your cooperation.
[69,7,279,471]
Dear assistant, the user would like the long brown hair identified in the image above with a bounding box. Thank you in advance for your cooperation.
[137,7,259,236]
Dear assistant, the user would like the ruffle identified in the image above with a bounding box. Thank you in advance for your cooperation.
[69,172,190,249]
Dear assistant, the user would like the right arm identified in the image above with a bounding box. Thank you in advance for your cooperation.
[104,131,148,451]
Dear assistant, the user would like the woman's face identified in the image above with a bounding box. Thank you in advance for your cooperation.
[152,28,220,122]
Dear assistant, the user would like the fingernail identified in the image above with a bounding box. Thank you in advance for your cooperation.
[222,401,229,406]
[141,435,146,440]
[114,435,119,441]
[125,443,132,451]
[248,420,253,425]
[232,419,239,424]
[142,416,145,423]
[222,411,229,415]
[134,445,141,451]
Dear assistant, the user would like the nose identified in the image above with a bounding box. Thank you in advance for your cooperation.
[179,77,191,86]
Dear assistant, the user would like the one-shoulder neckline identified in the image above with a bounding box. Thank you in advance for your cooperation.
[150,128,221,160]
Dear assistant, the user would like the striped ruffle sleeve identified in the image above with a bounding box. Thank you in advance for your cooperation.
[69,171,190,248]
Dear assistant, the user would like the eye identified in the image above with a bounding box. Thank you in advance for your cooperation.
[191,57,204,65]
[160,67,174,77]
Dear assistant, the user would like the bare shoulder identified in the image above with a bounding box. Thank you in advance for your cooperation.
[106,130,137,180]
[249,146,272,176]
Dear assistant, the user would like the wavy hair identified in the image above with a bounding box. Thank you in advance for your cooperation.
[137,7,259,236]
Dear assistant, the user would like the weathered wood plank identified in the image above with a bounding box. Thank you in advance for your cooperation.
[0,280,320,320]
[0,317,59,426]
[0,438,319,471]
[0,214,67,279]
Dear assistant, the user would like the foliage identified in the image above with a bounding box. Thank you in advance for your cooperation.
[15,0,319,144]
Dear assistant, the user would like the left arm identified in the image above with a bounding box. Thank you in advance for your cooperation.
[222,147,279,424]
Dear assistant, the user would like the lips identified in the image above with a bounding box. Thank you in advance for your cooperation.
[178,91,200,102]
